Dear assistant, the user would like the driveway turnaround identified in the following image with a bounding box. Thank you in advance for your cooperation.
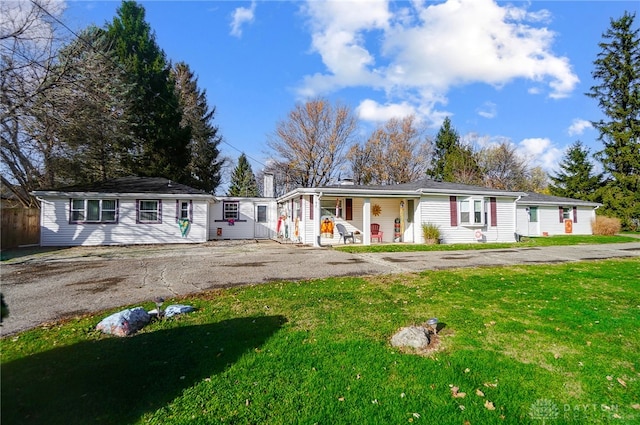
[1,240,639,336]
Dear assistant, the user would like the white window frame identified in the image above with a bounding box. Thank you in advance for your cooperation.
[223,201,239,220]
[459,197,485,226]
[70,199,118,224]
[138,200,162,224]
[176,200,193,222]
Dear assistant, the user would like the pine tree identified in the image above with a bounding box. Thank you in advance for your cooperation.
[172,62,223,193]
[587,12,640,229]
[549,141,603,200]
[228,153,258,197]
[106,1,191,182]
[427,117,461,181]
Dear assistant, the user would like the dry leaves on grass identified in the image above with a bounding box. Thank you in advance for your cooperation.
[476,389,485,397]
[484,400,496,410]
[617,378,627,388]
[450,386,466,398]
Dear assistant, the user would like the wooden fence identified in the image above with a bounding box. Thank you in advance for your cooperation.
[1,208,40,249]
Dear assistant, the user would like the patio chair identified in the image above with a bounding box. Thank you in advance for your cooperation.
[371,223,383,243]
[335,223,354,244]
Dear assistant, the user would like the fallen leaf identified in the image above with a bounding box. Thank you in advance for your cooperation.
[586,341,592,346]
[451,386,467,398]
[606,376,613,381]
[412,413,421,418]
[464,368,471,373]
[484,400,496,410]
[338,397,345,402]
[617,378,627,388]
[554,353,561,359]
[476,389,485,397]
[484,382,498,388]
[459,405,466,411]
[631,404,640,410]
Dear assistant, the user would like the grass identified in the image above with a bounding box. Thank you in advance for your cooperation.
[334,234,638,253]
[2,258,639,424]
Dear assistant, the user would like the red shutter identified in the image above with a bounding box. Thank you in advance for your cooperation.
[309,195,314,220]
[345,198,353,220]
[559,206,564,223]
[175,200,179,222]
[450,196,458,226]
[136,199,140,223]
[573,206,577,223]
[490,197,497,227]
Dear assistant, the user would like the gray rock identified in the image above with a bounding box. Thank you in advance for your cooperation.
[391,326,430,349]
[164,304,195,318]
[96,307,150,336]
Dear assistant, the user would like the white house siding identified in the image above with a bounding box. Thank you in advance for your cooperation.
[39,197,208,246]
[516,205,595,236]
[209,198,277,240]
[419,195,517,244]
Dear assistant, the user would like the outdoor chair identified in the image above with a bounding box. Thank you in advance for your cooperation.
[335,223,355,244]
[371,223,383,243]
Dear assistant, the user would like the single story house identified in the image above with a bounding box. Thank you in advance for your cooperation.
[32,176,600,247]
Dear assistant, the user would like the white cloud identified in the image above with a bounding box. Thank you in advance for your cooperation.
[518,137,563,172]
[299,0,578,121]
[477,102,497,119]
[567,118,593,136]
[356,99,417,122]
[230,1,256,38]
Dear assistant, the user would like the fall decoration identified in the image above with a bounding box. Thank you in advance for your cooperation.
[372,204,382,216]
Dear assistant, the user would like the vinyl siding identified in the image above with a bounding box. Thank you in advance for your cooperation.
[516,205,594,236]
[39,197,208,246]
[419,195,517,243]
[209,198,277,240]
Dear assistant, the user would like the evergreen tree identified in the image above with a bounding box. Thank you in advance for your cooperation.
[427,117,460,181]
[106,1,191,182]
[228,153,258,197]
[587,12,640,229]
[549,141,603,200]
[172,62,224,193]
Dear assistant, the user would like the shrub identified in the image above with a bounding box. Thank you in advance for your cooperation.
[421,222,441,244]
[592,216,621,235]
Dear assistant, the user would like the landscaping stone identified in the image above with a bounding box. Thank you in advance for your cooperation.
[391,326,430,349]
[163,304,195,318]
[96,307,150,336]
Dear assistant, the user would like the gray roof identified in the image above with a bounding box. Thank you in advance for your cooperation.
[518,191,600,207]
[36,177,209,196]
[320,178,524,196]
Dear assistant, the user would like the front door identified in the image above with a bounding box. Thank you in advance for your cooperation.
[254,204,270,239]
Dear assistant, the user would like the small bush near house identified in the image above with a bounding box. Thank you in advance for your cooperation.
[592,215,621,235]
[421,222,441,244]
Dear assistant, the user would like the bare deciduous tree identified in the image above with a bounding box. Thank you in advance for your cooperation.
[267,98,357,192]
[478,141,529,190]
[348,115,431,185]
[1,0,69,206]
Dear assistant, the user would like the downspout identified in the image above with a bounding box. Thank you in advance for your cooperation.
[514,195,522,241]
[315,192,324,247]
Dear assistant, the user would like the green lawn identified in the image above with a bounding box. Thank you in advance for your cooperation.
[334,234,638,253]
[2,258,639,424]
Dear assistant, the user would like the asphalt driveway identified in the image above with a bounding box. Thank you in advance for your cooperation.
[1,240,639,336]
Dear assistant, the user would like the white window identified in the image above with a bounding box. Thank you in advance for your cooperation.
[177,200,192,222]
[529,207,538,222]
[70,199,117,223]
[138,200,161,223]
[223,201,239,220]
[459,198,484,225]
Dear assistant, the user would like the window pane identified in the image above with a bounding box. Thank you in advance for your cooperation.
[140,201,157,211]
[102,211,116,221]
[530,207,538,222]
[72,199,84,209]
[460,200,469,223]
[103,200,116,210]
[180,202,189,219]
[474,200,482,223]
[257,205,267,223]
[72,211,85,221]
[87,200,100,221]
[140,211,157,222]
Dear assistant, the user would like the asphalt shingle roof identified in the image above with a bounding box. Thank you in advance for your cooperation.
[47,177,208,195]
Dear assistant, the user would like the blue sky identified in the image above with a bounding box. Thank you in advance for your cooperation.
[64,0,638,184]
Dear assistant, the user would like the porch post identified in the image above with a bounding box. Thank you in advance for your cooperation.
[313,194,321,247]
[363,197,371,245]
